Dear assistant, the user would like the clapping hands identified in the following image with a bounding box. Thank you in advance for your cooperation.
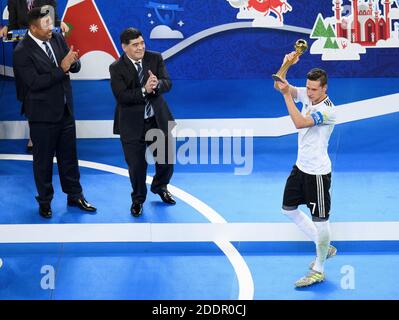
[145,70,159,93]
[61,45,79,73]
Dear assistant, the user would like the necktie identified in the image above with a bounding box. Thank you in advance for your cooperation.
[135,62,154,119]
[43,41,56,65]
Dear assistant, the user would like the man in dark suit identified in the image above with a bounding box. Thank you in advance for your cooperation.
[109,28,176,217]
[13,7,96,218]
[0,0,69,36]
[0,0,69,153]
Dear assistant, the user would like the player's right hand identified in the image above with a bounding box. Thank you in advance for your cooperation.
[284,51,299,65]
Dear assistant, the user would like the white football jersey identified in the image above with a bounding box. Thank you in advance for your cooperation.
[293,87,336,175]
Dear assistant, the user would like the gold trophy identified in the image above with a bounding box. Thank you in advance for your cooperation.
[272,39,308,83]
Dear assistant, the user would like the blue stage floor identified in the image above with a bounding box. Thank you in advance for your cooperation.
[0,242,398,300]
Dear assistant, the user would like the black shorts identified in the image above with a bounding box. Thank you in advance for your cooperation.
[282,165,331,221]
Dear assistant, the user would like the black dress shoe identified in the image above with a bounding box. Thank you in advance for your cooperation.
[67,197,97,212]
[39,203,52,219]
[158,190,176,205]
[130,201,143,217]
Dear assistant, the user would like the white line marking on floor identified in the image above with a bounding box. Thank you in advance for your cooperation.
[0,155,254,300]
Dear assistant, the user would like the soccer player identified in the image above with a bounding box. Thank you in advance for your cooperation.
[274,53,337,288]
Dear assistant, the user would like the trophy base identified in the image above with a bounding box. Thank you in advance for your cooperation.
[272,74,285,83]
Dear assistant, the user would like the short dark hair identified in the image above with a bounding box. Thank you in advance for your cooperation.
[120,28,143,45]
[307,68,328,87]
[27,7,49,26]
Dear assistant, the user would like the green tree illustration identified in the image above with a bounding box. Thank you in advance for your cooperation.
[311,14,328,38]
[326,24,336,38]
[324,37,339,49]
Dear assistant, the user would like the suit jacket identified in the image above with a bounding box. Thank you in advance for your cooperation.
[13,31,81,122]
[8,0,60,30]
[109,51,175,141]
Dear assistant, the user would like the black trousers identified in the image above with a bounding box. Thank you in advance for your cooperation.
[122,117,174,203]
[29,109,83,204]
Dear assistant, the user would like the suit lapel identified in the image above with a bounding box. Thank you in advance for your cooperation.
[25,34,54,68]
[123,54,140,85]
[142,53,150,84]
[49,35,62,65]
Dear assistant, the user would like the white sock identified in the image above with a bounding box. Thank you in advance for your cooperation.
[313,220,331,273]
[281,208,317,243]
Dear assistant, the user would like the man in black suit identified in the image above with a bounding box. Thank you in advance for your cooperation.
[109,28,176,217]
[0,0,69,153]
[12,7,96,218]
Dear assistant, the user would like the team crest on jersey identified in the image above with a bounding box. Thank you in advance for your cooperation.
[226,0,292,27]
[310,0,399,61]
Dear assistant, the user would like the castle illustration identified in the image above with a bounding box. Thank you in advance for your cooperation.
[334,0,398,45]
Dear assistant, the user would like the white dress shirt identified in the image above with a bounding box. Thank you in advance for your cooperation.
[28,31,59,67]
